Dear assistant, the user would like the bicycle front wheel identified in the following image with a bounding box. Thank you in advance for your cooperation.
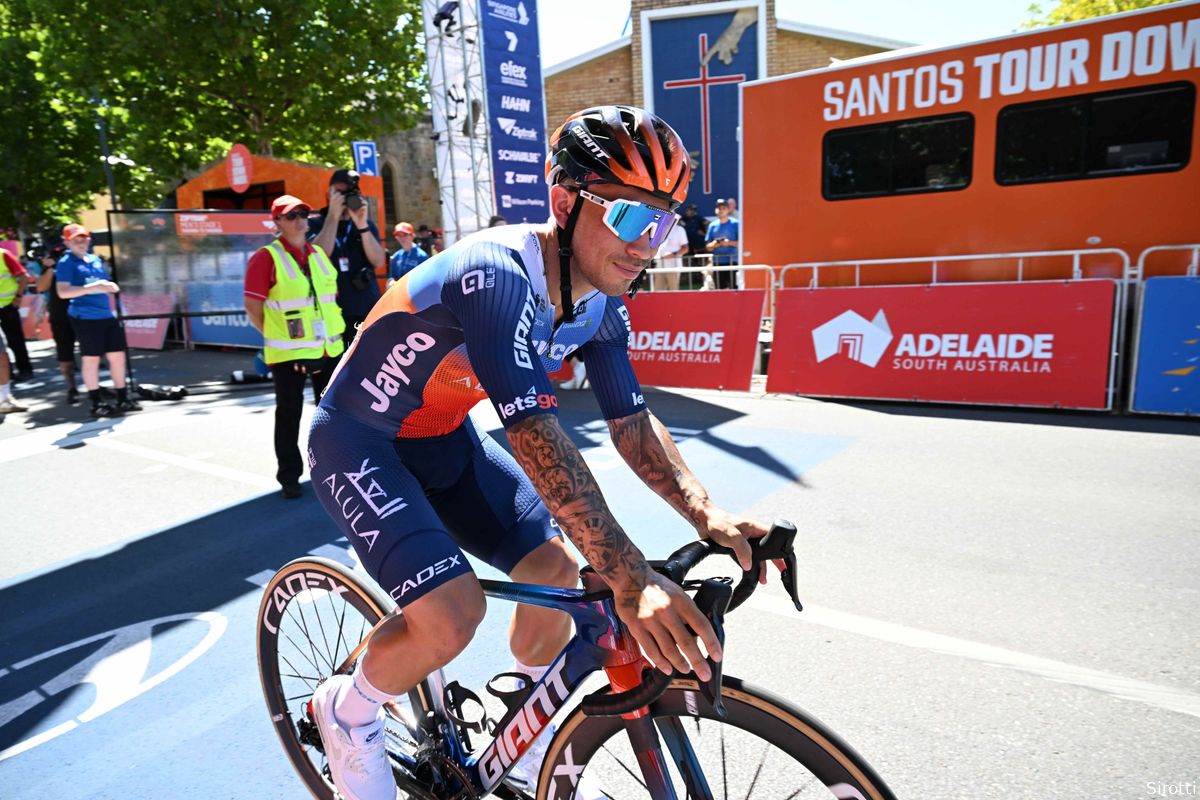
[537,676,897,800]
[257,557,432,799]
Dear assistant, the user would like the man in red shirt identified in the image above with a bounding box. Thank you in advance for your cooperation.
[244,195,345,498]
[0,248,34,379]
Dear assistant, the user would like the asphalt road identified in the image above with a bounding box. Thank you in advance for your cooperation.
[1,345,1197,799]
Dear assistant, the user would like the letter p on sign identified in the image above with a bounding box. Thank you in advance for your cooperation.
[352,141,379,176]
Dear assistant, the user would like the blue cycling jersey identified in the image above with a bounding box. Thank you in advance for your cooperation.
[320,224,647,438]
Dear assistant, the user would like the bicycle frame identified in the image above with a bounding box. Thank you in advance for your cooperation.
[391,575,686,799]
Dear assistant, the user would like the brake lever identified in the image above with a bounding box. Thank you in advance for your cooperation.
[751,519,803,613]
[691,576,733,718]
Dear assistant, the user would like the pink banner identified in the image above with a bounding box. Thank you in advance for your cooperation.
[624,290,764,391]
[119,293,176,350]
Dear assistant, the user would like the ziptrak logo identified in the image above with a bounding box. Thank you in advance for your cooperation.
[498,117,539,142]
[812,310,893,367]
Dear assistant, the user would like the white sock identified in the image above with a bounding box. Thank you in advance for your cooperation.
[334,660,394,729]
[0,384,9,402]
[514,658,550,685]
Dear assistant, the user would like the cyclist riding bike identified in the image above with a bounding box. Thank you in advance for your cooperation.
[306,105,771,800]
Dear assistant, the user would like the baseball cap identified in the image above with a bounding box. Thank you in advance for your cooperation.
[715,198,730,207]
[330,168,358,187]
[63,223,90,240]
[393,222,415,236]
[270,195,310,217]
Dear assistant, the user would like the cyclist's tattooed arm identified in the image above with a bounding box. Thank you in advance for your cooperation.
[609,409,768,572]
[507,412,723,679]
[608,409,711,526]
[507,414,649,587]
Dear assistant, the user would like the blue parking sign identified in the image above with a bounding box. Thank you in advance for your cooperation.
[352,141,378,176]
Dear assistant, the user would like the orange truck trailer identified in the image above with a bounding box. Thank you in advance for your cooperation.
[741,1,1200,413]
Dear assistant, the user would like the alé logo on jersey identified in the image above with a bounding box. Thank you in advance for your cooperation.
[498,386,558,419]
[461,266,496,295]
[360,331,438,412]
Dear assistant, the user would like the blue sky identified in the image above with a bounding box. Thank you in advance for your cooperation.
[538,0,1040,69]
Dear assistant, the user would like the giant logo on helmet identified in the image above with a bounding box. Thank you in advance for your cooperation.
[573,128,608,161]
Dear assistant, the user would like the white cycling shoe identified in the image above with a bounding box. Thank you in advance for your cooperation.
[508,722,610,799]
[311,675,397,800]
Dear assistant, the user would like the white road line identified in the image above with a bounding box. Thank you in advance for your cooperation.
[749,593,1200,719]
[90,438,276,489]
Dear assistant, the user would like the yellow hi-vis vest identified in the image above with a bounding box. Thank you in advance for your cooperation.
[0,254,18,309]
[261,239,345,363]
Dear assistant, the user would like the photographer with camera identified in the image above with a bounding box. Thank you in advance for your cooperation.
[310,169,385,349]
[703,198,740,290]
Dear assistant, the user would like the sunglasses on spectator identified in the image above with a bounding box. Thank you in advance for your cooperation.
[280,210,309,221]
[575,189,678,249]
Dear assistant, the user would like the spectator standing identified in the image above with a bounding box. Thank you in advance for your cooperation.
[35,244,80,404]
[653,216,690,291]
[244,195,346,499]
[680,204,708,255]
[55,224,140,417]
[726,197,741,222]
[387,222,430,285]
[0,247,34,379]
[0,326,27,413]
[488,215,508,227]
[704,199,740,289]
[310,169,386,349]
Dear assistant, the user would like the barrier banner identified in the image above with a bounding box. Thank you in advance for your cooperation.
[186,282,263,348]
[767,281,1116,409]
[119,293,176,350]
[624,290,763,391]
[1131,276,1200,416]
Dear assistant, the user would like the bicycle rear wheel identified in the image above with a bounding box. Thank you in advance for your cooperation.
[537,676,896,800]
[256,557,431,799]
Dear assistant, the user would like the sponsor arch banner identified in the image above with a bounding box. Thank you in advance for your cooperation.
[766,281,1117,409]
[624,290,764,391]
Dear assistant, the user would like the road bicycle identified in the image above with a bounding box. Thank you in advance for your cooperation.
[257,520,897,799]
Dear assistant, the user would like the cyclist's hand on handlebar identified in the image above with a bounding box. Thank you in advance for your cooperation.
[696,509,777,581]
[614,571,721,682]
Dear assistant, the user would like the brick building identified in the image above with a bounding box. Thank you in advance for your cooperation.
[544,0,909,135]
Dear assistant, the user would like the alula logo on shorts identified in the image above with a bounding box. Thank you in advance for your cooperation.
[322,458,408,552]
[360,331,438,412]
[498,386,557,419]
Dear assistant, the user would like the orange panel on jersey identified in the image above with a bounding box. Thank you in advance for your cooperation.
[397,344,489,438]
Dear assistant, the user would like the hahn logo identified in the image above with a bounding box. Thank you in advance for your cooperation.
[812,310,893,368]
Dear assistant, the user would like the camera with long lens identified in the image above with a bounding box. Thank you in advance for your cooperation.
[341,170,364,211]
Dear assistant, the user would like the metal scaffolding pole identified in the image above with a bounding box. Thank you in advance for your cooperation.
[422,0,493,247]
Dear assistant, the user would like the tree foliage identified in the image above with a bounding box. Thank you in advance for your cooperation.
[1023,0,1182,29]
[2,0,427,238]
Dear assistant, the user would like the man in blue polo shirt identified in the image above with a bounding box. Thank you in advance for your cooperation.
[704,198,740,289]
[54,223,141,417]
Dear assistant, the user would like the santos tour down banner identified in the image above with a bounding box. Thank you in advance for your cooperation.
[766,281,1117,409]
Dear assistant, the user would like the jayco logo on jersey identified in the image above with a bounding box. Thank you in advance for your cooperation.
[461,267,496,295]
[498,117,539,141]
[360,331,438,412]
[391,555,464,600]
[497,386,558,419]
[513,292,536,369]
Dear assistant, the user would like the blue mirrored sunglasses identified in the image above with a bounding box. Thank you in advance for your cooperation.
[577,190,678,250]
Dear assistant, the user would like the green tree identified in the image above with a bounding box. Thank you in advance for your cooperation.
[3,0,427,235]
[1024,0,1182,28]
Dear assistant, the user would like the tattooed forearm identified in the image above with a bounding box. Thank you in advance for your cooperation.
[507,414,650,588]
[608,410,711,526]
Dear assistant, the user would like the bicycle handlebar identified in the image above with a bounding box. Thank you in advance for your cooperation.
[581,518,801,717]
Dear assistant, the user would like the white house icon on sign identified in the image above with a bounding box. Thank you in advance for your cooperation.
[811,310,893,367]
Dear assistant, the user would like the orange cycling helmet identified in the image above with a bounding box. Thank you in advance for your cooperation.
[546,105,691,212]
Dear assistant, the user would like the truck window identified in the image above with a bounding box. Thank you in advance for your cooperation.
[823,113,974,200]
[996,81,1195,185]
